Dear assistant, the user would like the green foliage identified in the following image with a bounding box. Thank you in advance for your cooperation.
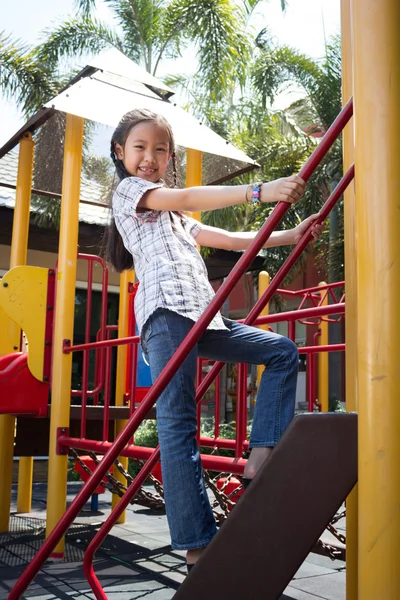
[83,154,114,187]
[250,33,344,283]
[126,418,251,480]
[34,0,257,102]
[67,457,81,481]
[329,396,345,412]
[252,32,342,132]
[134,419,159,448]
[37,17,126,69]
[0,31,57,118]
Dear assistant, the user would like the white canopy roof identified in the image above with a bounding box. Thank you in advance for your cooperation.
[43,49,257,165]
[88,49,175,96]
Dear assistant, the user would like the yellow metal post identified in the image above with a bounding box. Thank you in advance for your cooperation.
[318,282,329,412]
[352,0,400,596]
[0,132,34,529]
[10,133,33,268]
[111,269,135,521]
[341,0,358,597]
[257,272,270,388]
[45,114,84,555]
[17,459,33,513]
[186,148,202,221]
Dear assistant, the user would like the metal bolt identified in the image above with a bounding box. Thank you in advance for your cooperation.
[45,340,51,346]
[61,428,66,433]
[47,305,53,310]
[13,346,18,350]
[3,282,8,287]
[43,376,49,382]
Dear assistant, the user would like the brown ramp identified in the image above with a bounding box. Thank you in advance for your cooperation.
[175,412,357,600]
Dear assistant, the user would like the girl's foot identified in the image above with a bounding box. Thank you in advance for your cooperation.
[243,447,273,480]
[186,546,206,570]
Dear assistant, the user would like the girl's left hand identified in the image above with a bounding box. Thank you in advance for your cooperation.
[293,214,325,244]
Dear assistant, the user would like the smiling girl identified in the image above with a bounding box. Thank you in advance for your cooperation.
[106,108,323,571]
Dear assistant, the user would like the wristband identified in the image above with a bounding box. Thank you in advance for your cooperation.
[246,182,263,205]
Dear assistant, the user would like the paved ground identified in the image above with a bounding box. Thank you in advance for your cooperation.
[0,483,346,599]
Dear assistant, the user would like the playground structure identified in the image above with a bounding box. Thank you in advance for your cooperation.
[0,0,399,597]
[0,93,354,597]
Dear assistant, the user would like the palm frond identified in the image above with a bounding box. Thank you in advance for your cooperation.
[107,0,166,71]
[165,0,250,101]
[202,204,251,231]
[74,0,97,17]
[253,34,342,131]
[37,17,125,68]
[0,32,57,115]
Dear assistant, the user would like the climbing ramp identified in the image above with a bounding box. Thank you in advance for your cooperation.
[175,412,357,600]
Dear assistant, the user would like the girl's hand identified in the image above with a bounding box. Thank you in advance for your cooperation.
[293,214,325,244]
[261,175,306,204]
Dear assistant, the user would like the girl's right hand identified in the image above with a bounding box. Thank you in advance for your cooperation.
[261,175,306,204]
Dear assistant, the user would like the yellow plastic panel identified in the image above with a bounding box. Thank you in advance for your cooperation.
[0,306,20,356]
[0,266,48,381]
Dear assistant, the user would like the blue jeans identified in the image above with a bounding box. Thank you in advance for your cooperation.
[141,308,298,550]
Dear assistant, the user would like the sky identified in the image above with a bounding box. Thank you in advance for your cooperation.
[0,0,341,149]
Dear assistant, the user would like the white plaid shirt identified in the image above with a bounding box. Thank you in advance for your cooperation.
[112,177,227,335]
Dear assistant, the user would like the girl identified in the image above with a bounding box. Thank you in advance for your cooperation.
[106,108,323,571]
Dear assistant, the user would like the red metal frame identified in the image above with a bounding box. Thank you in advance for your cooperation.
[276,281,345,325]
[9,98,353,600]
[71,255,109,417]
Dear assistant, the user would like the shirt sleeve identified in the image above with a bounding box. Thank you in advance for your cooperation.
[112,177,164,221]
[183,214,203,240]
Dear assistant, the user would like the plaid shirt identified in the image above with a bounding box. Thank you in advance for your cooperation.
[113,177,227,335]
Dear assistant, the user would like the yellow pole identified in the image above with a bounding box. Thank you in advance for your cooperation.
[257,272,270,388]
[45,114,84,555]
[10,133,33,268]
[186,148,202,221]
[17,459,33,513]
[318,282,329,412]
[14,133,35,515]
[0,133,34,529]
[111,269,135,521]
[341,0,358,597]
[352,0,400,596]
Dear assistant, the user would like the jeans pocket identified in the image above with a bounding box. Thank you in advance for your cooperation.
[141,319,152,356]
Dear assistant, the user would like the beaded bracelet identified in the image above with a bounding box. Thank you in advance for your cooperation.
[246,182,263,205]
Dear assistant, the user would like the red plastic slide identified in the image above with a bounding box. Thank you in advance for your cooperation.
[0,353,49,417]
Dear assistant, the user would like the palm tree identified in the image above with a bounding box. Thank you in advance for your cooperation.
[1,1,270,225]
[36,0,256,103]
[1,1,290,229]
[0,32,57,118]
[252,32,343,282]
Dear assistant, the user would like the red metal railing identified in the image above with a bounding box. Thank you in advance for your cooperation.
[9,97,353,600]
[71,254,109,430]
[193,302,346,451]
[276,281,345,325]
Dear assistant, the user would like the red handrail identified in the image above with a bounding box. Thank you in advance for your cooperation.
[9,97,353,600]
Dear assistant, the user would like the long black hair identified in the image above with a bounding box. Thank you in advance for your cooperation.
[104,108,177,272]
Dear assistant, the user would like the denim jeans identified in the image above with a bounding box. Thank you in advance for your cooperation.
[141,308,298,550]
